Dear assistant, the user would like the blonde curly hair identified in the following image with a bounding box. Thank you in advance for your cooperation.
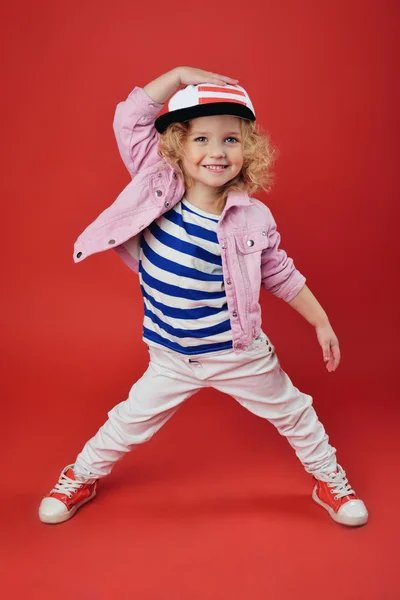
[157,118,278,212]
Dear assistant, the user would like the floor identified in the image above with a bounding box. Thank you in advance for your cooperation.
[2,341,397,599]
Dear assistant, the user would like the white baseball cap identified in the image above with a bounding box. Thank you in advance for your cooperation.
[154,83,256,133]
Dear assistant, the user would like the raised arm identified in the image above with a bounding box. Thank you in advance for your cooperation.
[112,68,182,178]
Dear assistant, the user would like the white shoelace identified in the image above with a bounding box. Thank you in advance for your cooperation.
[51,471,83,499]
[317,465,355,500]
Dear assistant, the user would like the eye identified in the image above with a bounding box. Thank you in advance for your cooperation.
[193,136,240,143]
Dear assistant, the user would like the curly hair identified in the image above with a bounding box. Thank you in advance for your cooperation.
[157,118,279,212]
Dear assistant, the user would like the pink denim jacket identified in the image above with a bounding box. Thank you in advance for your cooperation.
[73,86,306,353]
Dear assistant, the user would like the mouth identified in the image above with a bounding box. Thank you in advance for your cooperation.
[202,165,229,172]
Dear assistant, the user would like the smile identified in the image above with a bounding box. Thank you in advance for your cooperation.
[203,165,228,171]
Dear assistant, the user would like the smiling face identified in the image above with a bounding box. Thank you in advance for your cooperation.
[181,115,244,192]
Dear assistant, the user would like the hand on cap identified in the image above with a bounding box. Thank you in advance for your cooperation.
[177,66,239,87]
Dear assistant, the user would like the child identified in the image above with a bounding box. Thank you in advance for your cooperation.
[39,66,368,527]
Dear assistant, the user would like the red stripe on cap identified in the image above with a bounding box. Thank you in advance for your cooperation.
[198,86,246,97]
[199,97,247,105]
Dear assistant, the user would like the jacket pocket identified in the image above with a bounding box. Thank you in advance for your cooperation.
[234,228,269,254]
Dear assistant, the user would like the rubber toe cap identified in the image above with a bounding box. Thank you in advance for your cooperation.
[337,499,368,523]
[39,497,68,521]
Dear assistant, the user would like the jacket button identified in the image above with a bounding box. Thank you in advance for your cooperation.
[262,231,266,236]
[77,252,82,258]
[235,343,242,349]
[232,311,238,317]
[173,172,177,179]
[164,201,170,208]
[108,239,116,245]
[155,190,163,197]
[247,239,254,247]
[226,279,231,285]
[221,243,226,249]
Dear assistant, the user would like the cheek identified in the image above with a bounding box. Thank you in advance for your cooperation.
[233,154,244,170]
[230,146,243,162]
[184,149,201,166]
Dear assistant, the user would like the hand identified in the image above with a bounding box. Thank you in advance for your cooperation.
[315,323,341,372]
[177,66,239,87]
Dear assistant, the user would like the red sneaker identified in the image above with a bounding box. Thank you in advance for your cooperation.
[312,464,368,526]
[39,464,98,524]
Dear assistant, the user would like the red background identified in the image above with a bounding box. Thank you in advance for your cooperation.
[1,0,398,598]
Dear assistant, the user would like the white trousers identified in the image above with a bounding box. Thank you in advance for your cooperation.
[74,332,337,480]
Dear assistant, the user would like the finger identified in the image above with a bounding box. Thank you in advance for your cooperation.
[205,70,237,78]
[322,343,334,371]
[202,75,227,85]
[322,344,331,362]
[326,358,335,372]
[326,356,336,372]
[326,344,340,372]
[331,344,341,369]
[205,71,239,83]
[216,74,239,82]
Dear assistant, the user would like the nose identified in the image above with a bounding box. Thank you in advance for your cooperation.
[209,140,226,157]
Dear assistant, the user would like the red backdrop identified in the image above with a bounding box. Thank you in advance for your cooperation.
[1,0,398,598]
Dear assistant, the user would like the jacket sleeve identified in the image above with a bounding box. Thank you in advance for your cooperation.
[260,207,306,302]
[113,86,165,178]
[113,235,141,274]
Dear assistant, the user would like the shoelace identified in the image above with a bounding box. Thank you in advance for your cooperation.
[51,471,83,499]
[318,466,355,500]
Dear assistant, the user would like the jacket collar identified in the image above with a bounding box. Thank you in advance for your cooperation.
[224,189,253,210]
[178,189,252,220]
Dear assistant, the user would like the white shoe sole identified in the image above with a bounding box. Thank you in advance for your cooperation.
[39,490,97,524]
[312,486,368,527]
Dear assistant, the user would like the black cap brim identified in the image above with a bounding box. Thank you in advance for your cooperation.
[154,102,255,134]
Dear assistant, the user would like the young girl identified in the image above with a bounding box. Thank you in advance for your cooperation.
[39,66,368,527]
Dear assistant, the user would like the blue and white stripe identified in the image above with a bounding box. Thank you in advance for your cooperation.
[139,198,232,355]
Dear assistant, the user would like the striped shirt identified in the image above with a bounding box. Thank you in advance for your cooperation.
[139,197,233,355]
